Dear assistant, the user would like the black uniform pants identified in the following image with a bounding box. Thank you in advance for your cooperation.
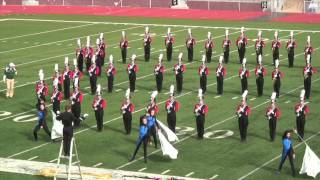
[90,76,97,94]
[123,112,132,134]
[238,47,246,64]
[121,48,127,64]
[269,117,277,141]
[296,116,306,139]
[131,136,147,162]
[273,79,281,98]
[96,56,102,77]
[52,101,60,114]
[278,149,296,176]
[256,50,262,64]
[256,76,264,96]
[85,58,91,72]
[107,75,114,93]
[63,127,73,156]
[77,55,84,72]
[224,48,229,64]
[304,77,311,99]
[273,49,279,65]
[156,73,163,92]
[95,110,104,131]
[176,74,183,93]
[200,75,207,94]
[33,122,51,140]
[129,73,136,92]
[167,112,176,133]
[288,49,295,67]
[206,49,212,63]
[187,47,193,62]
[241,78,248,94]
[238,116,248,141]
[217,76,224,95]
[149,125,158,148]
[63,80,70,99]
[166,44,172,61]
[144,44,150,62]
[72,102,81,127]
[196,115,205,138]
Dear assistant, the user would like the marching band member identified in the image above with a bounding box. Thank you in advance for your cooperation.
[33,103,51,141]
[216,56,226,95]
[174,53,186,93]
[36,69,49,108]
[271,59,284,98]
[255,55,267,97]
[154,54,165,92]
[271,31,281,65]
[255,31,265,64]
[92,84,107,132]
[127,54,139,92]
[95,38,104,77]
[186,28,196,62]
[72,59,83,90]
[62,57,73,100]
[194,89,208,139]
[198,55,209,94]
[3,62,17,98]
[76,38,84,72]
[165,28,174,61]
[52,64,63,92]
[146,91,159,116]
[238,58,250,94]
[121,89,135,134]
[98,33,106,67]
[143,27,152,62]
[286,31,297,67]
[120,31,129,64]
[265,92,281,141]
[70,79,83,127]
[88,55,99,95]
[236,90,251,142]
[222,29,231,64]
[51,79,63,115]
[205,32,214,63]
[165,85,180,133]
[84,36,94,72]
[236,27,248,64]
[130,115,149,163]
[106,55,116,93]
[295,90,310,140]
[304,35,313,64]
[303,55,317,99]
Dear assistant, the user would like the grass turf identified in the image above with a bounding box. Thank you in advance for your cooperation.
[0,14,319,179]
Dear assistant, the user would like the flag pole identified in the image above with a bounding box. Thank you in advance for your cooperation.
[292,128,308,146]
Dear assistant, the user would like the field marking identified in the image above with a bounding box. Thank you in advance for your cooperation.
[284,100,291,104]
[72,161,80,165]
[0,19,8,22]
[27,156,38,161]
[138,167,147,172]
[8,18,320,33]
[4,30,304,159]
[209,175,219,179]
[232,96,239,100]
[0,23,95,41]
[92,162,103,167]
[49,158,57,163]
[0,26,142,54]
[115,89,123,92]
[186,172,194,177]
[161,169,171,174]
[214,95,221,99]
[250,97,256,101]
[264,54,269,56]
[115,77,320,170]
[238,131,320,180]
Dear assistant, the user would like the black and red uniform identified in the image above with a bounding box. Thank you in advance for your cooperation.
[127,63,139,92]
[174,63,186,93]
[106,63,116,93]
[154,64,165,92]
[144,34,152,62]
[198,64,209,94]
[222,38,231,63]
[216,64,226,95]
[52,73,63,92]
[70,90,83,127]
[121,101,135,134]
[62,69,73,99]
[76,47,85,72]
[239,67,250,93]
[286,39,297,67]
[84,46,94,72]
[254,65,267,96]
[236,35,248,64]
[92,97,107,132]
[255,39,265,63]
[88,65,99,94]
[96,41,106,76]
[303,65,317,99]
[271,69,284,98]
[265,106,281,141]
[35,81,49,107]
[165,35,174,61]
[295,103,310,140]
[186,37,196,62]
[72,69,83,90]
[304,45,313,63]
[51,88,63,114]
[271,39,281,65]
[236,104,251,141]
[120,38,129,63]
[194,103,208,139]
[205,39,214,63]
[165,99,180,133]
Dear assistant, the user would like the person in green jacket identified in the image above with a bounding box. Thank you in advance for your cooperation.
[3,63,17,98]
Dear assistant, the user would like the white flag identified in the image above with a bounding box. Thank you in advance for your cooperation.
[158,131,178,159]
[157,120,179,142]
[300,145,320,178]
[51,111,63,140]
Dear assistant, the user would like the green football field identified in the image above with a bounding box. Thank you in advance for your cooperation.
[0,14,320,180]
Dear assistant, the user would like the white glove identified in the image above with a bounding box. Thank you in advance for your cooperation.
[2,75,6,83]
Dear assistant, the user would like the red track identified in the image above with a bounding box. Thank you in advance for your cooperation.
[271,13,320,24]
[0,5,268,21]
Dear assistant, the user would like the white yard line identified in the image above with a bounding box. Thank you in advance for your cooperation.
[8,18,320,33]
[27,156,38,161]
[232,96,239,100]
[0,23,95,41]
[161,169,171,174]
[214,95,221,99]
[138,167,147,172]
[238,131,320,180]
[186,172,194,177]
[209,175,219,179]
[49,158,57,163]
[92,162,103,167]
[250,97,256,101]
